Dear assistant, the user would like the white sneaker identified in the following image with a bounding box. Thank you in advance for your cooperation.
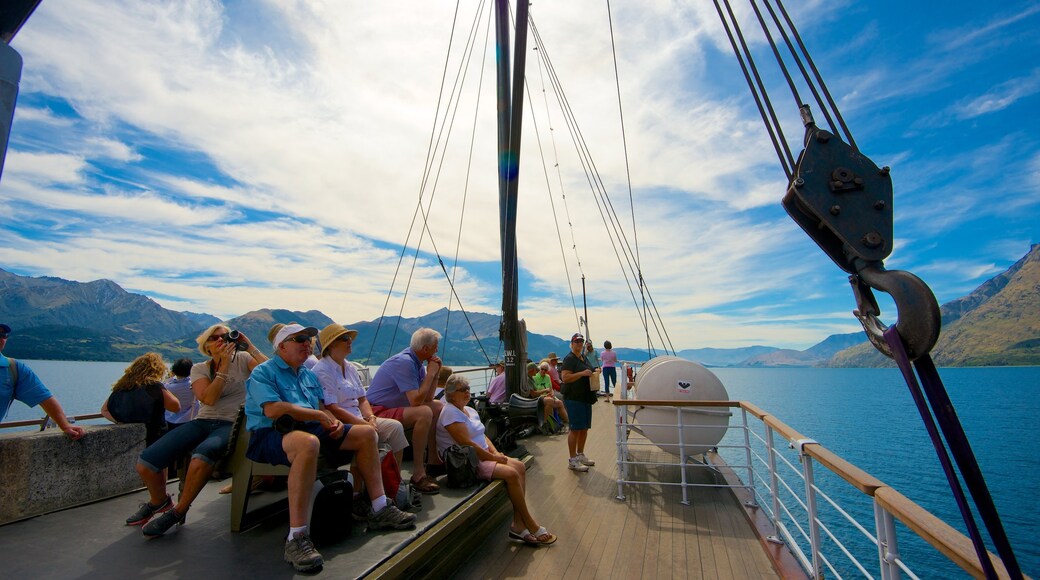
[568,457,589,472]
[576,453,596,467]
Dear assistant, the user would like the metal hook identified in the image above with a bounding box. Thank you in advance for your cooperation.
[850,261,941,361]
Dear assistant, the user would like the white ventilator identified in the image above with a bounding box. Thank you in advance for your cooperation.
[633,356,730,456]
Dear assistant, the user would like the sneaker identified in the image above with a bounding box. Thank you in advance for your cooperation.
[284,533,323,572]
[577,453,596,467]
[142,507,186,537]
[352,498,374,522]
[367,504,417,531]
[125,494,172,526]
[568,457,589,472]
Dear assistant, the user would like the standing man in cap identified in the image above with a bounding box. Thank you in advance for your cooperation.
[366,327,444,494]
[247,324,416,573]
[560,334,597,472]
[0,323,85,439]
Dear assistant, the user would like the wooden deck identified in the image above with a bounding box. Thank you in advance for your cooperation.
[451,399,785,579]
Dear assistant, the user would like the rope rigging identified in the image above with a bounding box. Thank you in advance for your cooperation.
[528,14,676,356]
[711,1,1023,577]
[368,0,493,366]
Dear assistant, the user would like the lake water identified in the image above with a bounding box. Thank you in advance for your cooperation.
[4,361,1037,576]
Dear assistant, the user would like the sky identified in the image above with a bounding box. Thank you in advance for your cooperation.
[0,0,1037,352]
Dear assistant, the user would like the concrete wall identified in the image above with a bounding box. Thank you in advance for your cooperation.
[0,424,145,524]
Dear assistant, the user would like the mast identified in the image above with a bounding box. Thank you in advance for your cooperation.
[495,0,530,396]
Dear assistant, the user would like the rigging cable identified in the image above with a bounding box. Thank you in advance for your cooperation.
[368,1,493,365]
[530,16,675,355]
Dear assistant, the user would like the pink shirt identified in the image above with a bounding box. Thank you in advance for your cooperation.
[486,373,507,403]
[601,349,618,368]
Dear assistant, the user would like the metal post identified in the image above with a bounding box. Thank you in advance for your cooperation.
[874,500,902,580]
[796,440,823,579]
[765,426,783,543]
[615,403,626,500]
[741,407,758,507]
[677,407,690,506]
[0,41,23,182]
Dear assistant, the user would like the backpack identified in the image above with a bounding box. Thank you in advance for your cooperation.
[308,470,354,545]
[379,444,402,500]
[7,357,18,388]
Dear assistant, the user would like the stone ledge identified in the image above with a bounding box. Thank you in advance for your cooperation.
[0,424,145,525]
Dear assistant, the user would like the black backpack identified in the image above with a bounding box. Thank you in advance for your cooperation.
[308,470,354,545]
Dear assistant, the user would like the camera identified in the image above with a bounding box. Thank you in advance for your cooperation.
[274,414,300,434]
[225,330,249,351]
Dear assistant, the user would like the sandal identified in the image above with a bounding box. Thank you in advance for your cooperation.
[410,475,440,494]
[517,526,557,546]
[508,527,526,541]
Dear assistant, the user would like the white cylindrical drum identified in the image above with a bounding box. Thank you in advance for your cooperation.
[634,356,730,456]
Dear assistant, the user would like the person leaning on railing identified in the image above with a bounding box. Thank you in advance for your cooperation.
[0,323,85,440]
[435,374,557,546]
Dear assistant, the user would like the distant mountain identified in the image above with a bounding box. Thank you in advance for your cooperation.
[0,269,216,361]
[181,311,222,329]
[678,346,779,367]
[826,244,1040,367]
[0,268,204,341]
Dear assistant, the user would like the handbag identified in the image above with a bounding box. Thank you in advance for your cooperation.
[444,443,479,488]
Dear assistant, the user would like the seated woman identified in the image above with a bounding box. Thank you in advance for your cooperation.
[529,362,569,429]
[435,374,556,546]
[102,352,180,447]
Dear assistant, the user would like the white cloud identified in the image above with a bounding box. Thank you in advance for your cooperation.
[1,0,1036,353]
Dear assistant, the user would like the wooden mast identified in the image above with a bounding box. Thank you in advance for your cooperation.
[496,0,530,396]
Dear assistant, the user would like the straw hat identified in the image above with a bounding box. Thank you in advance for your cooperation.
[545,352,559,361]
[318,323,359,357]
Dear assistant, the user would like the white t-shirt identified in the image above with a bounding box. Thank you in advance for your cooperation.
[436,403,488,459]
[312,357,365,419]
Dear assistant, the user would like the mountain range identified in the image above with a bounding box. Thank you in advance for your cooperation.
[1,243,1036,366]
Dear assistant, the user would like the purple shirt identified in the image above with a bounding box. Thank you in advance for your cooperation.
[367,348,426,408]
[486,373,506,404]
[600,349,618,368]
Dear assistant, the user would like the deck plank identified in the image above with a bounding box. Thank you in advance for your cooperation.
[451,400,782,579]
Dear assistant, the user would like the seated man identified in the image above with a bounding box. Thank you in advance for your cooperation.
[246,324,416,573]
[485,361,506,404]
[544,352,562,392]
[522,362,569,427]
[0,324,85,439]
[365,327,445,494]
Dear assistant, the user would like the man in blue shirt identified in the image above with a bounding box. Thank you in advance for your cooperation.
[246,324,415,573]
[0,324,85,440]
[366,327,444,493]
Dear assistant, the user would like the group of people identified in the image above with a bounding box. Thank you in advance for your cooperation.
[0,320,627,573]
[484,334,620,472]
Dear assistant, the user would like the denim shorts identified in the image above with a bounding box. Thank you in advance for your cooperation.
[564,400,593,431]
[139,418,232,472]
[246,422,354,467]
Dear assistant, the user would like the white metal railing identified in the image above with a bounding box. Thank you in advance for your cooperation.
[612,389,1015,579]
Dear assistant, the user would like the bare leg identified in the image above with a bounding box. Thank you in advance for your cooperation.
[136,462,168,505]
[340,424,383,501]
[495,463,538,532]
[174,457,215,513]
[576,429,589,455]
[567,430,578,457]
[425,400,444,466]
[556,399,569,423]
[400,405,433,480]
[283,431,320,528]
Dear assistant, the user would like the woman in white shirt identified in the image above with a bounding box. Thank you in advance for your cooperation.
[436,374,557,546]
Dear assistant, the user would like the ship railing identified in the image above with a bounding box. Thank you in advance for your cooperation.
[612,398,1017,580]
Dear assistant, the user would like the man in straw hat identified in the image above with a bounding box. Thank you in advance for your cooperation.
[246,324,416,572]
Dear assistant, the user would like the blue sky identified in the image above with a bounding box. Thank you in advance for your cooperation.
[0,0,1037,351]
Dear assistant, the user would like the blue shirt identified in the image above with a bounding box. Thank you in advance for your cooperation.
[0,355,53,422]
[366,348,425,408]
[245,356,324,431]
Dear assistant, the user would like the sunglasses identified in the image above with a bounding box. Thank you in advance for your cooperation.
[207,333,228,342]
[455,387,471,393]
[284,334,312,344]
[336,335,353,343]
[0,333,8,339]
